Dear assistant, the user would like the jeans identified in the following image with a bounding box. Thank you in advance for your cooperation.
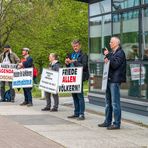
[104,82,121,127]
[72,83,85,116]
[23,87,32,104]
[1,81,15,101]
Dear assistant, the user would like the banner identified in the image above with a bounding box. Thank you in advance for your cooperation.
[12,68,33,88]
[0,63,17,81]
[58,67,83,93]
[39,69,59,94]
[130,64,145,81]
[101,61,110,91]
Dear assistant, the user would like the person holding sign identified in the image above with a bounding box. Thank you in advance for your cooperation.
[18,48,33,107]
[41,53,60,112]
[65,39,89,120]
[98,37,126,130]
[0,45,20,102]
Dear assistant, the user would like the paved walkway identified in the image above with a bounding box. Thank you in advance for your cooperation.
[0,94,148,148]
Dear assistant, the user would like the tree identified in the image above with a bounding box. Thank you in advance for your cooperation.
[5,0,88,72]
[0,0,32,51]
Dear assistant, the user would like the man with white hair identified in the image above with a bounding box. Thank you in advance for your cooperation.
[98,37,126,130]
[18,47,33,107]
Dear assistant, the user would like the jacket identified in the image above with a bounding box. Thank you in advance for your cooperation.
[66,50,89,81]
[51,61,60,72]
[22,56,33,68]
[106,47,126,83]
[0,51,20,64]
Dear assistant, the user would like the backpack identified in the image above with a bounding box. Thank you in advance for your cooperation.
[33,67,38,77]
[4,89,12,102]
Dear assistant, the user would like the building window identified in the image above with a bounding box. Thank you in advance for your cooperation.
[89,0,111,17]
[112,0,139,11]
[88,0,148,100]
[143,8,148,60]
[112,10,139,60]
[143,0,148,4]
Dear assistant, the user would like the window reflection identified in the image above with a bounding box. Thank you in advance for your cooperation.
[89,15,111,62]
[143,8,148,60]
[113,0,139,11]
[89,63,104,92]
[144,0,148,4]
[89,0,111,16]
[113,10,139,59]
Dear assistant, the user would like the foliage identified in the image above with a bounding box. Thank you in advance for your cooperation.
[0,0,88,73]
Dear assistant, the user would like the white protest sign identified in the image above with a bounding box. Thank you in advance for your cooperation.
[101,61,110,91]
[0,63,17,81]
[12,68,33,88]
[130,64,145,80]
[58,67,83,93]
[39,69,59,94]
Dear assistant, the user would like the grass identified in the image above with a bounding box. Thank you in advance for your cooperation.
[16,81,89,98]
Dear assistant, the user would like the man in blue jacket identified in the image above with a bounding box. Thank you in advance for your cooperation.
[18,48,33,107]
[65,39,89,120]
[98,37,126,130]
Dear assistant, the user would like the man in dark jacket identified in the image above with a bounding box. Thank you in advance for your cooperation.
[18,48,33,107]
[98,37,126,130]
[0,45,20,102]
[41,53,60,112]
[65,39,89,120]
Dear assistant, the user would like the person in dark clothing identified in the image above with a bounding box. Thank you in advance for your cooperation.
[18,48,33,107]
[65,39,89,120]
[0,45,20,102]
[41,53,60,112]
[98,37,126,130]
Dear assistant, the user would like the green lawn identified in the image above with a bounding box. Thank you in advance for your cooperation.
[17,81,89,98]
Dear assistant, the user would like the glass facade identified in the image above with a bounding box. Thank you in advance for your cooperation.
[89,0,148,100]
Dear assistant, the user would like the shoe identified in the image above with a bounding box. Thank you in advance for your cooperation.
[50,108,58,112]
[67,115,79,119]
[20,101,28,106]
[107,125,120,130]
[41,107,50,111]
[98,122,110,127]
[77,115,85,120]
[27,103,33,107]
[0,99,5,102]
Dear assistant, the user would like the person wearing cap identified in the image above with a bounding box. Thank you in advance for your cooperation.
[18,48,33,107]
[0,45,20,102]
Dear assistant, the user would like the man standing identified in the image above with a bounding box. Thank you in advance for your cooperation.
[65,39,89,120]
[18,48,33,107]
[0,45,20,102]
[98,37,126,130]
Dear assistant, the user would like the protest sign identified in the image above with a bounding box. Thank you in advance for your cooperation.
[58,67,83,93]
[39,69,59,94]
[0,63,17,81]
[130,64,145,81]
[12,68,33,88]
[130,64,145,85]
[101,61,110,91]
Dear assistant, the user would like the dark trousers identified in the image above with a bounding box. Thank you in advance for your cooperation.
[1,81,15,101]
[45,92,59,109]
[72,84,85,116]
[23,87,32,104]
